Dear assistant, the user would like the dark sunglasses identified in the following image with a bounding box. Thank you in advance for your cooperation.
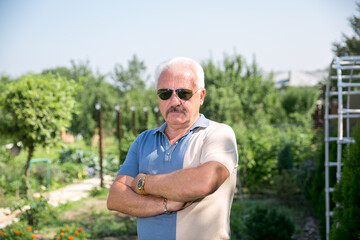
[157,88,201,101]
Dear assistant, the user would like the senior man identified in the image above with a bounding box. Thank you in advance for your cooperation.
[107,57,238,240]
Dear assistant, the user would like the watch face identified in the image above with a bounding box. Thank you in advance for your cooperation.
[138,178,143,189]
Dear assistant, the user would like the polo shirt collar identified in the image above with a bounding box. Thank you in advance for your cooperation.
[155,114,209,134]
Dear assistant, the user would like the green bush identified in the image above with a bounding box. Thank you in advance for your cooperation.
[0,149,23,196]
[53,223,87,240]
[280,86,318,123]
[57,146,97,167]
[0,222,37,240]
[310,140,337,239]
[12,193,58,229]
[245,206,294,240]
[277,144,293,173]
[230,201,248,240]
[330,123,360,240]
[272,170,301,206]
[89,211,137,239]
[235,124,279,193]
[235,122,316,193]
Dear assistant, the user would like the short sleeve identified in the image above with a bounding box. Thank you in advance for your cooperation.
[200,124,238,174]
[117,137,140,177]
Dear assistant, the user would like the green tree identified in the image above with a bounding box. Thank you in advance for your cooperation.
[330,123,360,240]
[112,55,149,92]
[42,66,73,81]
[201,54,285,125]
[0,74,77,179]
[70,75,119,142]
[333,3,360,56]
[280,86,318,123]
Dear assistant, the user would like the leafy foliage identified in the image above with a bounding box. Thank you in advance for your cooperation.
[333,3,360,56]
[244,206,295,240]
[310,140,337,238]
[0,222,37,240]
[231,200,296,240]
[1,74,77,149]
[0,74,77,178]
[0,149,25,200]
[280,86,318,123]
[330,123,360,240]
[235,121,316,193]
[201,55,285,125]
[112,54,149,92]
[277,144,294,172]
[54,224,87,240]
[90,211,137,239]
[272,170,301,206]
[12,193,58,229]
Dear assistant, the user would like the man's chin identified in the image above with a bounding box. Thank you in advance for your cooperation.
[166,111,186,119]
[166,114,187,124]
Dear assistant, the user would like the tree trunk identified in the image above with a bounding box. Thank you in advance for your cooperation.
[25,145,34,177]
[24,146,35,194]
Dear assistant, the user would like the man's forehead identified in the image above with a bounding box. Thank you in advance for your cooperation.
[159,65,195,80]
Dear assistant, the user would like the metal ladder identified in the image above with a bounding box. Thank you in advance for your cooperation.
[325,56,360,240]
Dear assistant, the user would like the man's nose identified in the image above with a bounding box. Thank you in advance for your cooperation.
[169,91,182,105]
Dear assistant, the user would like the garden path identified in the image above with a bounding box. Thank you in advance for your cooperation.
[0,176,113,228]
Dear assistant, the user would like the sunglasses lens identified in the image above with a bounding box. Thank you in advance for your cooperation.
[157,89,172,100]
[176,89,193,100]
[157,88,198,101]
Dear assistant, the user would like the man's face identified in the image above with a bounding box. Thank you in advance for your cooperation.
[157,65,205,128]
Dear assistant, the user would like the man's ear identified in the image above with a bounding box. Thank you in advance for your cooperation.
[200,89,206,105]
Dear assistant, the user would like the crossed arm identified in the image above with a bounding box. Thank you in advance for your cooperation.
[107,161,229,218]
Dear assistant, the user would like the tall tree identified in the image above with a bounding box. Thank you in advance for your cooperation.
[330,123,360,239]
[201,54,285,125]
[0,74,77,179]
[333,3,360,56]
[112,55,149,92]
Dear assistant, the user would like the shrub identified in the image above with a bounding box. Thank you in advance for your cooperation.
[0,149,25,199]
[280,86,318,123]
[230,201,248,239]
[330,123,360,240]
[12,193,58,229]
[0,222,37,239]
[54,224,87,240]
[310,140,337,239]
[89,211,137,239]
[235,124,280,193]
[244,206,294,240]
[272,170,301,206]
[57,146,97,167]
[277,144,293,173]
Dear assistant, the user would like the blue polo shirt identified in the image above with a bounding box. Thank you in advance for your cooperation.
[118,114,210,240]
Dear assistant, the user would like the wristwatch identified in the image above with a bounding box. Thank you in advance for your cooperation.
[137,175,147,195]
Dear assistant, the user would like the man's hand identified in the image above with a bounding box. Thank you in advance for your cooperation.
[166,199,193,212]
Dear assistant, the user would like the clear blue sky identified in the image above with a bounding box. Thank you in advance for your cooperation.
[0,0,357,81]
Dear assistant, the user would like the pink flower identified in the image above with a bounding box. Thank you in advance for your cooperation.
[22,205,31,211]
[33,193,41,199]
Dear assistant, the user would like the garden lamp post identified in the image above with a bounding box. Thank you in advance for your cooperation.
[95,102,104,188]
[143,106,148,130]
[115,104,122,141]
[154,106,159,126]
[115,104,122,165]
[130,105,137,135]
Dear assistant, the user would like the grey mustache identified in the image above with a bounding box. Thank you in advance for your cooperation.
[166,106,186,117]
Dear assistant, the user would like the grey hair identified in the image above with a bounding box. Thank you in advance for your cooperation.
[154,57,205,89]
